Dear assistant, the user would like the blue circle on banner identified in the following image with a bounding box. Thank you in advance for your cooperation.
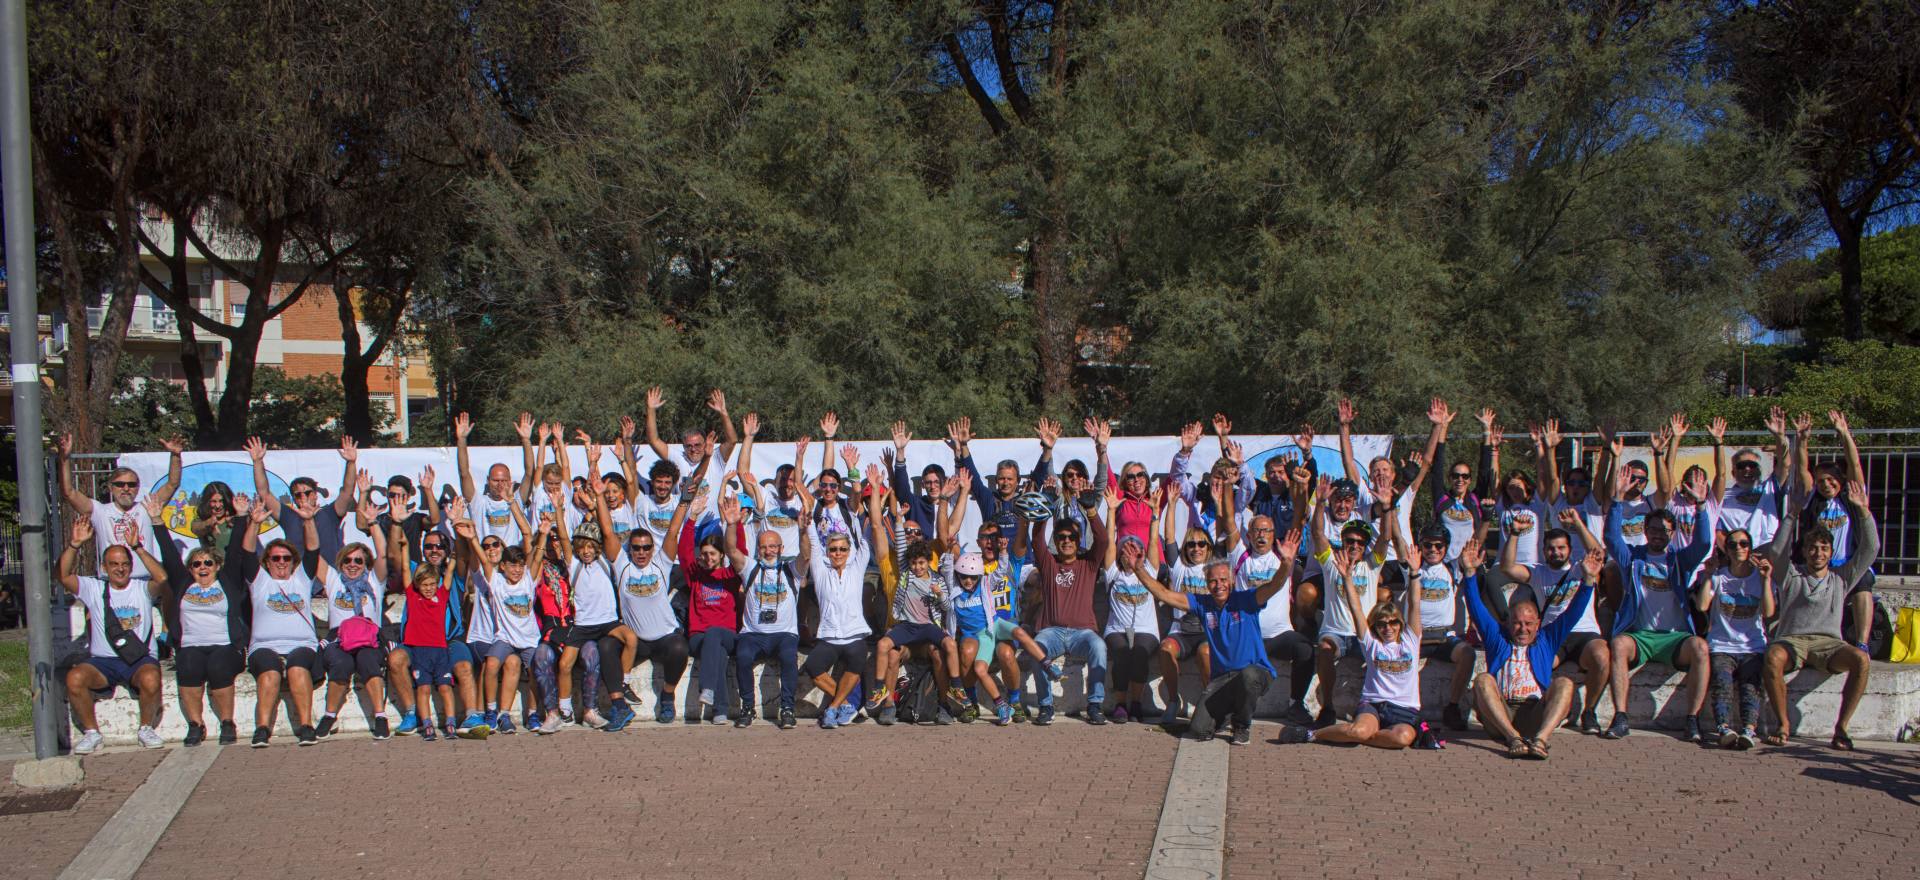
[158,460,292,539]
[1241,444,1349,479]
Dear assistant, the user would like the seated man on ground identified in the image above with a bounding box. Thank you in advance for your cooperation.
[1462,538,1603,760]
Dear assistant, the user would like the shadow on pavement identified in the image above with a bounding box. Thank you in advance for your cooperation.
[1778,744,1920,805]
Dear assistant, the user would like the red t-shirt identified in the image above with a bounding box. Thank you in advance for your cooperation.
[403,585,449,648]
[679,519,741,634]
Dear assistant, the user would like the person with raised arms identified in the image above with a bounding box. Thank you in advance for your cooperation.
[1475,408,1549,569]
[871,461,972,726]
[1101,486,1164,724]
[555,468,645,731]
[736,414,804,566]
[949,415,1054,539]
[719,492,803,729]
[143,494,252,746]
[1793,409,1876,652]
[1536,418,1605,562]
[1593,425,1655,548]
[58,433,183,564]
[1690,528,1774,750]
[679,474,744,725]
[1025,473,1112,726]
[455,412,527,547]
[605,464,695,725]
[1338,398,1442,567]
[1490,507,1611,734]
[1293,506,1422,749]
[1155,478,1219,727]
[236,491,327,747]
[1129,526,1300,746]
[1217,472,1317,727]
[311,491,395,741]
[1307,474,1391,728]
[58,516,170,752]
[804,452,884,728]
[1762,477,1878,750]
[248,436,363,567]
[454,492,543,735]
[1170,415,1254,551]
[886,420,947,536]
[645,387,737,536]
[1246,425,1318,541]
[928,467,1049,723]
[1711,408,1791,547]
[1460,538,1605,760]
[1600,460,1717,742]
[1399,521,1476,732]
[1650,412,1716,551]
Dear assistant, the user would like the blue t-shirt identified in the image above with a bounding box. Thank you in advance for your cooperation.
[950,585,989,639]
[1193,591,1275,677]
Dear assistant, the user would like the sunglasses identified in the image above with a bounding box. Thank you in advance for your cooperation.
[1420,541,1446,551]
[110,480,140,489]
[628,544,655,553]
[422,544,446,553]
[1450,473,1471,481]
[266,554,294,562]
[1183,541,1210,550]
[827,546,850,553]
[1565,479,1591,488]
[1729,540,1752,549]
[343,556,369,565]
[1124,472,1148,480]
[1053,534,1077,542]
[482,541,505,550]
[290,488,316,497]
[903,528,924,537]
[1735,460,1760,469]
[188,559,216,570]
[1340,537,1368,547]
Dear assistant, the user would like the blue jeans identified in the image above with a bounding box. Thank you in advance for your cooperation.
[734,631,799,712]
[1033,627,1106,708]
[689,628,737,707]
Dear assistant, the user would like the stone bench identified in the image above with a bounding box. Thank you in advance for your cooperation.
[72,648,1920,746]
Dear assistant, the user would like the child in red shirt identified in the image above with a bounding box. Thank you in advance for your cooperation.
[402,563,454,741]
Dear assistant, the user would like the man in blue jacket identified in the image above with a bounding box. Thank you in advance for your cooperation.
[1462,538,1603,760]
[1601,464,1717,742]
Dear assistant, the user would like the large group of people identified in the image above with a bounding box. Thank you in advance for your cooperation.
[53,393,1882,758]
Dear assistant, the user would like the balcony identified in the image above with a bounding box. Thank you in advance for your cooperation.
[84,304,190,339]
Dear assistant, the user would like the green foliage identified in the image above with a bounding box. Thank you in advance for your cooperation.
[1761,225,1920,347]
[0,641,30,731]
[86,357,195,453]
[240,368,393,450]
[1691,342,1920,429]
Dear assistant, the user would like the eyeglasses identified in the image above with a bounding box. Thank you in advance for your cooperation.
[266,553,294,562]
[1729,540,1752,549]
[188,559,216,570]
[1250,526,1274,534]
[826,546,850,554]
[1449,472,1471,480]
[1735,460,1760,470]
[422,544,446,553]
[343,556,369,565]
[628,544,654,553]
[1123,472,1147,481]
[1420,541,1446,551]
[1183,541,1210,550]
[482,541,504,550]
[110,480,139,489]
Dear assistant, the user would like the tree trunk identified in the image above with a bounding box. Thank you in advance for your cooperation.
[1836,221,1864,342]
[34,148,100,453]
[1028,219,1079,410]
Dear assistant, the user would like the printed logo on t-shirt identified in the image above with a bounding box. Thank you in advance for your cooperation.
[1373,649,1414,676]
[1419,575,1452,603]
[764,506,798,530]
[624,573,662,598]
[1442,503,1472,523]
[752,572,788,604]
[1113,580,1150,606]
[333,593,358,613]
[1641,571,1670,593]
[112,604,143,629]
[265,591,304,614]
[485,507,511,528]
[1817,504,1848,534]
[1506,509,1537,535]
[502,594,534,618]
[1541,578,1578,610]
[1621,515,1646,539]
[184,584,224,606]
[1718,593,1761,619]
[647,509,674,531]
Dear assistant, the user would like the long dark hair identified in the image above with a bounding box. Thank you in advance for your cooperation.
[197,481,235,522]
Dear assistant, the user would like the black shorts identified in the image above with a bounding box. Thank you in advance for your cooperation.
[175,644,244,689]
[1163,630,1208,661]
[566,621,618,647]
[1419,637,1465,661]
[1556,631,1604,664]
[322,642,386,684]
[247,646,321,679]
[801,639,871,679]
[885,622,947,649]
[379,623,404,646]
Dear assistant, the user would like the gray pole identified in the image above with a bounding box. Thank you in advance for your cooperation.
[1,0,61,759]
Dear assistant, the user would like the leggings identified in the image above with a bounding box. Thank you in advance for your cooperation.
[1264,631,1317,705]
[1104,632,1158,695]
[688,628,738,706]
[634,633,691,690]
[533,640,601,712]
[1710,651,1764,730]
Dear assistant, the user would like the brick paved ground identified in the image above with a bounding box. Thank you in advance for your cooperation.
[0,749,166,879]
[1228,727,1920,880]
[136,720,1177,880]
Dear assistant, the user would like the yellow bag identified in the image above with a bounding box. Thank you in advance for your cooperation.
[1889,607,1920,663]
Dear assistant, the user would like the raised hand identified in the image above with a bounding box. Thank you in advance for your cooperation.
[1178,420,1203,451]
[1828,410,1851,435]
[354,496,375,524]
[1669,412,1690,442]
[1754,555,1773,581]
[795,436,811,466]
[340,434,359,462]
[244,436,267,462]
[1211,412,1233,436]
[356,469,372,498]
[1295,423,1315,453]
[1527,423,1544,450]
[1105,485,1124,509]
[708,389,729,415]
[1427,398,1454,427]
[737,412,759,439]
[948,467,971,499]
[57,433,73,457]
[646,386,664,410]
[537,422,553,445]
[1684,467,1708,500]
[839,443,860,471]
[233,494,254,519]
[1557,506,1581,527]
[1277,527,1303,559]
[880,446,895,469]
[1087,417,1112,448]
[295,491,321,520]
[1846,480,1868,509]
[1315,474,1333,503]
[1764,405,1787,437]
[1580,547,1605,581]
[454,411,474,440]
[864,462,885,489]
[718,493,742,526]
[891,420,911,450]
[1489,424,1505,447]
[1475,407,1496,432]
[820,411,840,439]
[453,519,477,539]
[159,436,186,455]
[1036,417,1061,449]
[946,416,973,448]
[1226,439,1246,467]
[1337,398,1357,428]
[142,493,166,520]
[1792,411,1813,437]
[1543,418,1562,449]
[1289,462,1313,492]
[1708,417,1727,445]
[620,415,637,441]
[515,412,535,441]
[420,465,437,496]
[1457,538,1484,571]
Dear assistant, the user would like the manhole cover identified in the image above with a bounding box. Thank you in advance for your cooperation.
[0,789,85,815]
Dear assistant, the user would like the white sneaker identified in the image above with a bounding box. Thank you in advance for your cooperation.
[73,729,105,754]
[136,726,164,749]
[582,710,609,729]
[537,712,565,735]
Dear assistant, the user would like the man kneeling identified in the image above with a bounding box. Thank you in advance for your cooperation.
[1462,539,1602,760]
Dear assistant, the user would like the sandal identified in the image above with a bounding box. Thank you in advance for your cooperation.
[1831,729,1855,752]
[1525,738,1550,761]
[1762,732,1788,747]
[1506,737,1529,759]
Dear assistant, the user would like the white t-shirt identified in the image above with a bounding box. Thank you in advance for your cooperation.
[1413,561,1459,633]
[1103,565,1159,637]
[1356,484,1416,563]
[1810,496,1856,567]
[1315,549,1380,639]
[318,570,384,636]
[756,491,805,565]
[463,567,498,646]
[1435,496,1477,563]
[612,555,676,640]
[604,500,641,542]
[1166,556,1212,633]
[1360,627,1420,709]
[741,559,799,636]
[1234,544,1290,638]
[177,576,233,648]
[1665,494,1707,551]
[568,557,618,627]
[90,502,155,565]
[1616,496,1653,547]
[74,575,156,657]
[473,494,526,547]
[809,543,873,642]
[1527,562,1596,634]
[1718,478,1780,546]
[1549,494,1606,561]
[1499,498,1549,567]
[1707,568,1769,654]
[488,569,541,649]
[248,568,319,655]
[632,491,679,546]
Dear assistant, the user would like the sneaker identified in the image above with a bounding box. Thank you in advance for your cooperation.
[838,702,860,726]
[1684,715,1703,744]
[605,701,635,732]
[733,711,754,729]
[1442,704,1467,731]
[458,713,492,739]
[863,686,892,714]
[582,710,610,730]
[959,703,980,723]
[1085,704,1107,726]
[1110,704,1130,724]
[495,714,516,735]
[137,725,164,749]
[1283,701,1314,727]
[1231,727,1252,746]
[1601,714,1630,740]
[1035,706,1055,726]
[1012,703,1032,724]
[995,703,1013,726]
[1579,709,1601,734]
[250,726,271,748]
[876,705,897,726]
[820,709,841,730]
[655,698,676,724]
[622,683,643,704]
[183,722,207,747]
[73,729,104,755]
[1280,725,1313,745]
[934,707,954,726]
[711,712,730,727]
[373,717,392,740]
[778,707,797,730]
[441,719,458,740]
[1312,707,1335,729]
[295,724,318,746]
[395,711,420,735]
[526,713,543,734]
[1160,701,1181,727]
[536,712,564,735]
[218,721,238,745]
[314,715,337,739]
[420,724,438,742]
[482,709,498,729]
[1716,725,1738,749]
[1734,728,1756,751]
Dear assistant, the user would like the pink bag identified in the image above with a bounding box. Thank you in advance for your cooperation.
[338,615,380,652]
